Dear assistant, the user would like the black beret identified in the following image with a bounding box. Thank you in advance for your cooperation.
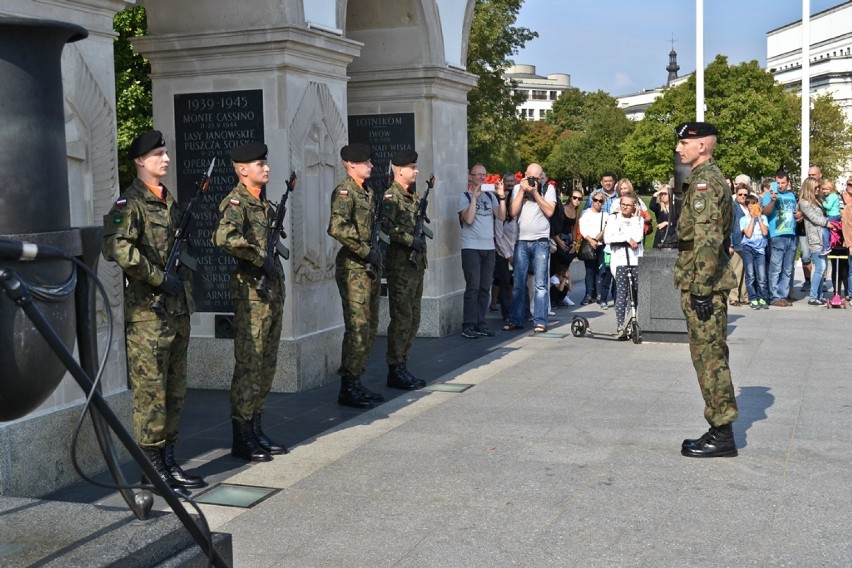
[391,149,418,166]
[340,143,372,163]
[128,130,166,159]
[230,141,268,163]
[674,121,718,139]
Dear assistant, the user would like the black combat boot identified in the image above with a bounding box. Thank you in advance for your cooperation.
[162,444,207,488]
[251,414,289,455]
[140,448,192,498]
[231,419,273,462]
[681,424,737,458]
[387,363,422,390]
[357,383,385,403]
[398,363,426,389]
[338,376,376,408]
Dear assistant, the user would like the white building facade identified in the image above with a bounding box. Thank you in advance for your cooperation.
[505,64,571,121]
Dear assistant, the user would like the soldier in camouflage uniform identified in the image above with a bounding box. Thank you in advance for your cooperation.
[673,122,739,458]
[328,143,386,409]
[102,130,203,496]
[213,141,288,462]
[382,149,428,390]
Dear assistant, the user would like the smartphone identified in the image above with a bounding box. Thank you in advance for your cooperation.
[480,183,495,192]
[770,181,778,193]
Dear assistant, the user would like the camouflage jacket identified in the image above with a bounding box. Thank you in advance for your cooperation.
[674,158,737,295]
[102,178,194,321]
[328,175,375,269]
[382,180,427,270]
[213,183,285,302]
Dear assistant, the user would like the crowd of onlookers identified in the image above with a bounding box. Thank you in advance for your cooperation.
[458,163,852,339]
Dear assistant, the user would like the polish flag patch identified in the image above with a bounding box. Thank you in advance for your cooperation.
[384,193,394,200]
[339,190,349,196]
[115,198,127,207]
[696,183,708,191]
[230,198,240,206]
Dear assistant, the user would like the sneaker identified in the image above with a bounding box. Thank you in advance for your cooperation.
[461,327,479,339]
[807,298,826,306]
[616,326,628,341]
[771,298,791,307]
[548,309,556,316]
[758,299,768,309]
[800,280,811,292]
[580,296,592,306]
[474,325,495,337]
[749,300,760,310]
[560,296,575,306]
[599,303,608,310]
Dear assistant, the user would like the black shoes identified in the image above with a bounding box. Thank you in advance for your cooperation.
[461,327,479,339]
[681,424,738,458]
[474,325,495,337]
[231,419,273,462]
[251,414,289,455]
[387,363,425,390]
[162,444,207,488]
[339,376,379,408]
[140,447,192,498]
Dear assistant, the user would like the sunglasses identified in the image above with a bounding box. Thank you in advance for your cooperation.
[737,192,748,197]
[592,198,604,203]
[571,196,583,201]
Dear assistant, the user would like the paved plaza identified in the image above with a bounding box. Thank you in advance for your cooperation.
[48,265,852,567]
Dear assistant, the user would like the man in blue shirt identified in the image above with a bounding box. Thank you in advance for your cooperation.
[585,171,618,214]
[760,170,797,306]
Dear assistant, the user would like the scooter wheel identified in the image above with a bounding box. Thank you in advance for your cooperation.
[629,321,641,344]
[571,317,588,337]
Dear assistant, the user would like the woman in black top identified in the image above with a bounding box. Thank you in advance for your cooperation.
[649,184,678,249]
[552,188,583,268]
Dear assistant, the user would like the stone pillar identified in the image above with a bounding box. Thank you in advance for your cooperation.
[134,2,363,392]
[638,249,688,342]
[347,67,477,337]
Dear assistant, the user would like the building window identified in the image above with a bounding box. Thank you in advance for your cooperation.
[539,109,546,119]
[531,90,547,100]
[549,91,558,100]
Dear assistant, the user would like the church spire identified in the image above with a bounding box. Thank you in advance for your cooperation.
[666,36,680,84]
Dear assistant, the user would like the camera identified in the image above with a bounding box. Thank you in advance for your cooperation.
[527,176,538,187]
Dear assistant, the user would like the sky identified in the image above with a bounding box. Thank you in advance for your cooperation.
[514,0,843,95]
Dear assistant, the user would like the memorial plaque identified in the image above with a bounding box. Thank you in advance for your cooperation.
[347,113,415,183]
[174,89,264,312]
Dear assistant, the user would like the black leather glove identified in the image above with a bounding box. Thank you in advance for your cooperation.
[160,272,182,297]
[365,248,382,268]
[262,254,278,280]
[411,237,426,253]
[690,294,713,322]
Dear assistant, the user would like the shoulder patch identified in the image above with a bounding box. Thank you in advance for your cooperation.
[229,198,240,206]
[339,190,349,197]
[115,198,127,207]
[696,183,708,191]
[384,193,394,200]
[693,198,706,212]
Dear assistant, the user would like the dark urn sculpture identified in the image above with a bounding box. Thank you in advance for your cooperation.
[0,18,88,421]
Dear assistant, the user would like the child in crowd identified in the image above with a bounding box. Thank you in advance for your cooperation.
[550,264,574,307]
[740,194,770,309]
[821,178,841,255]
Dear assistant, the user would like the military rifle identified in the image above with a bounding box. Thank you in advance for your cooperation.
[151,157,215,320]
[408,173,435,265]
[256,171,297,300]
[365,161,392,281]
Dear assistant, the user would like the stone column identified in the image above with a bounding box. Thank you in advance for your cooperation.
[134,4,362,392]
[347,67,477,337]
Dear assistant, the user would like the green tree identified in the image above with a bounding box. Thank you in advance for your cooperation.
[622,55,800,184]
[810,93,852,180]
[466,0,537,172]
[543,89,634,186]
[517,120,558,168]
[114,6,151,188]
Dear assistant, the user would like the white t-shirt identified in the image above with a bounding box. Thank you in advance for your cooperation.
[511,185,557,241]
[604,213,644,271]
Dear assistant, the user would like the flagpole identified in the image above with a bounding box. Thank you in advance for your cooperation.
[801,0,810,180]
[696,0,704,121]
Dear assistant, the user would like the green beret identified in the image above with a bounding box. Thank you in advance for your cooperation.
[391,149,418,166]
[675,122,718,139]
[230,141,268,163]
[340,143,372,163]
[128,130,166,159]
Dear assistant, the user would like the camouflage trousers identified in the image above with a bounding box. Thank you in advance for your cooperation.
[231,296,284,422]
[336,263,380,377]
[386,263,424,365]
[679,290,739,427]
[124,314,190,449]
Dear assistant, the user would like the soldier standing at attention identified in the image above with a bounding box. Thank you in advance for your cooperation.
[328,143,386,409]
[213,141,288,462]
[674,122,739,458]
[382,149,428,390]
[102,130,204,497]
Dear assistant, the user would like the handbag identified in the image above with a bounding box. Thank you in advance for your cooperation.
[577,239,596,261]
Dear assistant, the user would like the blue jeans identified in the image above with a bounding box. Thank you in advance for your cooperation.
[741,246,767,302]
[510,239,550,327]
[768,235,796,302]
[583,256,598,300]
[596,248,613,304]
[810,253,826,300]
